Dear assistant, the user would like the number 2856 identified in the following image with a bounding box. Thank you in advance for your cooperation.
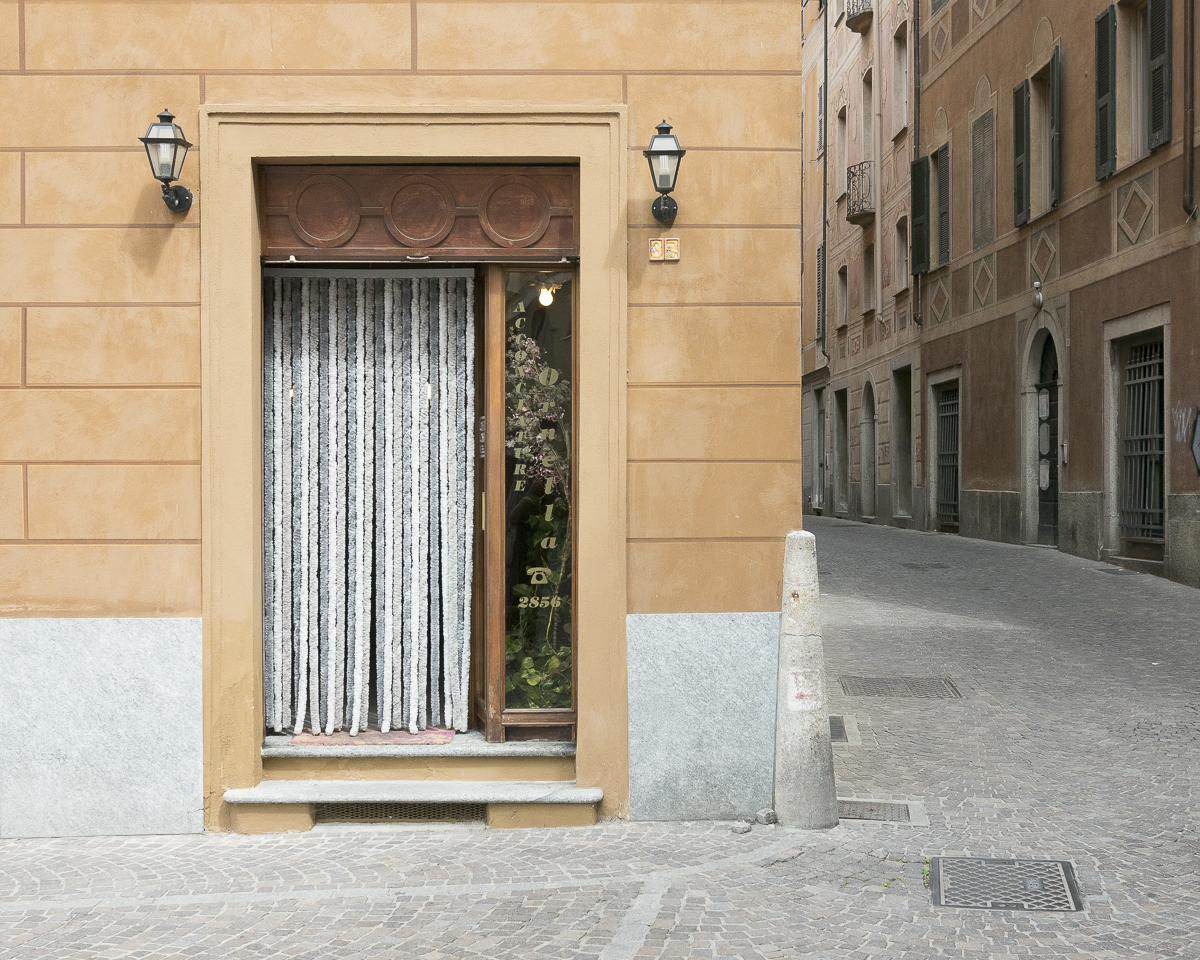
[518,596,563,609]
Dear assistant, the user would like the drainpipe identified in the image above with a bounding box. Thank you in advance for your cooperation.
[1185,0,1198,220]
[911,0,923,325]
[820,0,831,362]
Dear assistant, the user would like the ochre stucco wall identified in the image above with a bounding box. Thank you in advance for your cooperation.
[0,1,804,618]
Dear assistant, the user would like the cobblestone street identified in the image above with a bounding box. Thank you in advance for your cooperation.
[3,517,1197,959]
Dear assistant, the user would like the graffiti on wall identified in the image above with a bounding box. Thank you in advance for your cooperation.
[1177,403,1200,474]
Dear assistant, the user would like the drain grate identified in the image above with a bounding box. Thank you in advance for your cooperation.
[930,858,1083,911]
[839,676,962,698]
[829,715,848,742]
[837,799,909,822]
[315,801,485,824]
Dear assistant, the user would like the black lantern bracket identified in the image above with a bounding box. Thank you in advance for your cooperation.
[139,109,194,214]
[642,120,685,226]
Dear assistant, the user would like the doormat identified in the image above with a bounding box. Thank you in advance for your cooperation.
[289,728,456,746]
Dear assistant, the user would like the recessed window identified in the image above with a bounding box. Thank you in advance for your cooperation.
[895,217,909,290]
[930,143,950,267]
[863,244,876,313]
[837,265,849,328]
[837,107,848,197]
[862,69,874,163]
[893,23,909,133]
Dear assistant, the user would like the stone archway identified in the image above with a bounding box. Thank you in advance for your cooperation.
[1021,321,1064,544]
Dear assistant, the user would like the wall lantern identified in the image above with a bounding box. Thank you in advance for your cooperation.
[139,109,193,213]
[643,120,686,225]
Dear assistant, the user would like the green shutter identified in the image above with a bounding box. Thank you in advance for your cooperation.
[937,143,950,266]
[1095,6,1116,179]
[1014,81,1030,226]
[910,157,930,274]
[1148,0,1173,150]
[1050,46,1061,206]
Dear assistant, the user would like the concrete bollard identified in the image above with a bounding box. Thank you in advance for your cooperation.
[773,530,839,829]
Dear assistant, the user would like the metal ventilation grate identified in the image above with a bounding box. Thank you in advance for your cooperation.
[839,676,962,698]
[838,799,910,822]
[315,802,486,824]
[829,715,848,742]
[930,858,1083,911]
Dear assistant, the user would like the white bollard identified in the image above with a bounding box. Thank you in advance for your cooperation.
[773,530,839,829]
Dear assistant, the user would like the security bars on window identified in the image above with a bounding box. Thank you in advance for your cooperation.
[263,275,475,736]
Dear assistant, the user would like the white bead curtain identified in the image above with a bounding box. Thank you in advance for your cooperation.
[263,272,475,736]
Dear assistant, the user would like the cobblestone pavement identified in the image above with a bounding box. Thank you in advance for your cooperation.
[3,518,1198,959]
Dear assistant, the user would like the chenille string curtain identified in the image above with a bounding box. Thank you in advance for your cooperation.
[263,274,475,736]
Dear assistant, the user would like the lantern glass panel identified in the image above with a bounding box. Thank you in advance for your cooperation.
[171,142,188,181]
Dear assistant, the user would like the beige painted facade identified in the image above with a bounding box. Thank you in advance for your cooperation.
[0,1,805,833]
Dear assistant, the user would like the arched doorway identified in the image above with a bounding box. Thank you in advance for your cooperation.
[1035,335,1059,545]
[861,381,877,518]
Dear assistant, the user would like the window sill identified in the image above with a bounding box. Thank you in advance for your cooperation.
[892,123,909,144]
[262,730,576,759]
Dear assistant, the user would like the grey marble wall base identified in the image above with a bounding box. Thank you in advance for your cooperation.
[627,612,779,821]
[0,618,203,838]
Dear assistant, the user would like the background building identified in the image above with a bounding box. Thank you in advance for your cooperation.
[0,2,804,836]
[804,0,1200,590]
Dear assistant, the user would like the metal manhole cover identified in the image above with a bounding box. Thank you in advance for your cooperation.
[829,715,848,742]
[930,858,1083,911]
[838,799,909,821]
[839,676,962,698]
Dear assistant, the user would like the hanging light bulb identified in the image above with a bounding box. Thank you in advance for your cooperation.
[539,286,554,307]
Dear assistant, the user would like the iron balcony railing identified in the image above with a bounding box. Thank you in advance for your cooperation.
[846,160,875,226]
[846,0,873,33]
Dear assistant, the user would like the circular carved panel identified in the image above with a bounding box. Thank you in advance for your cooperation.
[383,176,457,248]
[478,175,552,248]
[288,175,361,247]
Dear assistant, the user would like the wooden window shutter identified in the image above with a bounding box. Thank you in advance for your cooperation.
[937,143,950,265]
[816,243,827,338]
[818,84,826,154]
[973,112,995,247]
[1050,46,1062,206]
[910,156,930,274]
[1013,81,1030,227]
[1095,6,1117,179]
[1148,0,1173,150]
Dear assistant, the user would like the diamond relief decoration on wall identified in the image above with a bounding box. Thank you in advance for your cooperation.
[1117,180,1152,246]
[971,0,989,19]
[1031,231,1057,282]
[851,335,862,355]
[972,256,994,308]
[933,21,949,60]
[930,279,950,323]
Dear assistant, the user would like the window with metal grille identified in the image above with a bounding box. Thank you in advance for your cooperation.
[936,384,960,532]
[1119,340,1165,541]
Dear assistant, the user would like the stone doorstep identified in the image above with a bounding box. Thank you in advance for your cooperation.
[262,730,576,759]
[224,779,602,806]
[225,779,602,833]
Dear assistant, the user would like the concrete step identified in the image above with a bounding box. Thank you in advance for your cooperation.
[225,779,601,806]
[224,779,602,833]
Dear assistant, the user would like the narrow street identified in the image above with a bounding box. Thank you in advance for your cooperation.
[3,518,1197,959]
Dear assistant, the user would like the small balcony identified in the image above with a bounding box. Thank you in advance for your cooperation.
[846,0,873,33]
[846,160,875,226]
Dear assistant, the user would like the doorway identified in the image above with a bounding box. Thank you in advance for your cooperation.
[260,265,579,743]
[1036,337,1059,545]
[860,381,877,517]
[935,382,960,532]
[892,366,913,517]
